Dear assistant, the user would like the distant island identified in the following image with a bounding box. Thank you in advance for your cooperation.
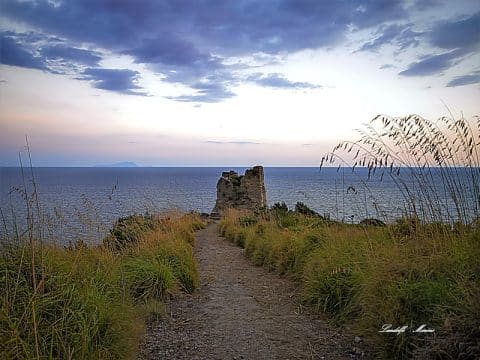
[96,161,139,167]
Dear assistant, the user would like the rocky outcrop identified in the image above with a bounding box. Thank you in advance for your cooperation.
[211,166,267,216]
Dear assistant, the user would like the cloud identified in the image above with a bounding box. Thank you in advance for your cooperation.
[2,1,476,98]
[357,24,421,52]
[0,0,410,101]
[0,35,46,70]
[411,0,442,11]
[126,35,213,67]
[247,73,321,89]
[447,70,480,87]
[379,64,395,70]
[398,12,480,77]
[398,49,467,76]
[428,12,480,51]
[1,31,104,77]
[40,45,102,66]
[79,68,146,96]
[167,85,235,103]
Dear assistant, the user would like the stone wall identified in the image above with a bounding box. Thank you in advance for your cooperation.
[211,166,267,216]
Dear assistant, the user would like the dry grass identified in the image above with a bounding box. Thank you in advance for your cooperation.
[0,211,205,359]
[321,114,479,224]
[220,208,479,359]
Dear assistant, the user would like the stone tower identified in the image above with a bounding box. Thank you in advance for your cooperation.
[211,165,267,216]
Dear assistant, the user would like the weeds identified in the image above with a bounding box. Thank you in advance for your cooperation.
[0,146,205,359]
[220,209,479,358]
[220,113,479,358]
[1,211,204,359]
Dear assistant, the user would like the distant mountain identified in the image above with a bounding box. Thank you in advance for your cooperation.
[97,161,139,167]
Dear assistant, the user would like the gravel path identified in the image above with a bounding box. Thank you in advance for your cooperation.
[139,223,368,359]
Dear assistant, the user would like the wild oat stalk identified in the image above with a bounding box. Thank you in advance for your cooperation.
[321,114,480,224]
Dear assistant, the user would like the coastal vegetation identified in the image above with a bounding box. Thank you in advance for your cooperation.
[219,114,480,359]
[0,211,204,359]
[220,206,479,358]
[322,114,479,224]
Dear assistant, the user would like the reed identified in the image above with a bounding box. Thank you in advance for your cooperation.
[321,114,480,224]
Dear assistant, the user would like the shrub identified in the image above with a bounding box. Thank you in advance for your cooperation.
[294,201,319,217]
[104,214,156,250]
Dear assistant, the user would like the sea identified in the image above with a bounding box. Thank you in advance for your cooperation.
[0,167,476,243]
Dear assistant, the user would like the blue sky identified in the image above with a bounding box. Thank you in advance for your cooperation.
[0,0,479,166]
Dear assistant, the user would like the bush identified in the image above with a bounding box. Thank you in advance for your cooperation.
[104,214,156,250]
[294,202,319,217]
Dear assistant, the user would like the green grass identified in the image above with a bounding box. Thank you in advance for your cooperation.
[1,212,204,359]
[220,208,480,359]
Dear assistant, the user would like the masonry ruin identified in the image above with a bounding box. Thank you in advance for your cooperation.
[211,166,267,217]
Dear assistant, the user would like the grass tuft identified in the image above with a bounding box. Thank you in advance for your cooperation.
[1,212,205,359]
[220,208,480,359]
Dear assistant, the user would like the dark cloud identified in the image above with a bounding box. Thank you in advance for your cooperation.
[2,0,477,98]
[1,30,144,95]
[398,49,467,76]
[447,70,480,87]
[40,45,102,66]
[429,12,480,50]
[0,35,46,70]
[356,11,479,79]
[358,24,401,52]
[1,0,410,101]
[79,68,146,95]
[126,36,212,67]
[167,84,235,103]
[247,73,321,89]
[1,31,104,77]
[357,24,421,52]
[398,12,480,77]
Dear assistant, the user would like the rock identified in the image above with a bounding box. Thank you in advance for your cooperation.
[212,165,267,215]
[354,336,362,343]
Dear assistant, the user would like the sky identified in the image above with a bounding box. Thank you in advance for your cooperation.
[0,0,479,166]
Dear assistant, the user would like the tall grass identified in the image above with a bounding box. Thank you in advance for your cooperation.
[220,113,480,358]
[1,162,204,360]
[321,114,480,224]
[220,208,480,359]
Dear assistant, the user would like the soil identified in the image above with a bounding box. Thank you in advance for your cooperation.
[139,222,370,359]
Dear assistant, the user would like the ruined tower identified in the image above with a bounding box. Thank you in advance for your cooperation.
[211,166,267,216]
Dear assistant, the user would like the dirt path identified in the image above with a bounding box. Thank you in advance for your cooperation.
[140,223,367,359]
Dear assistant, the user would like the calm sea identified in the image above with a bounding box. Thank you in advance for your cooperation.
[0,167,475,243]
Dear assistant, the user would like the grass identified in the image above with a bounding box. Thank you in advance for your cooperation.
[219,112,479,359]
[321,113,479,224]
[0,211,205,359]
[220,202,479,358]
